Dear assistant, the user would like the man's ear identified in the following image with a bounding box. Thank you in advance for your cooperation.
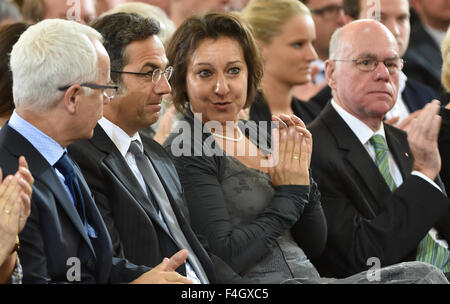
[63,85,82,114]
[325,59,337,89]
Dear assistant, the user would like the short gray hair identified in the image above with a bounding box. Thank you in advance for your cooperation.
[10,19,103,111]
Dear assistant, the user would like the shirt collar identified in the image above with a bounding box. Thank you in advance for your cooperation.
[331,99,386,145]
[98,116,142,157]
[8,110,65,166]
[399,71,407,95]
[423,23,446,48]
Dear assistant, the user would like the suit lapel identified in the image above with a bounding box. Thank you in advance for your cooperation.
[89,125,169,232]
[384,125,413,180]
[141,138,215,282]
[3,125,96,255]
[320,104,392,208]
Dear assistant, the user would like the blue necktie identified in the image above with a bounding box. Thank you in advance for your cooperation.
[54,153,96,238]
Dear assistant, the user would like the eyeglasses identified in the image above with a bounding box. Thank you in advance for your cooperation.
[111,66,174,83]
[310,5,344,20]
[331,57,405,73]
[58,83,119,99]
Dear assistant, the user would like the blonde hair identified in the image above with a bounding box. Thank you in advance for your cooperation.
[442,26,450,92]
[101,2,175,45]
[240,0,310,44]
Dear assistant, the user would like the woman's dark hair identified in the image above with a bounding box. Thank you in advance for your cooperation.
[166,12,264,113]
[0,22,31,117]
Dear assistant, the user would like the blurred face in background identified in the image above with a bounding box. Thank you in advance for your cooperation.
[411,0,450,31]
[44,0,96,24]
[126,0,170,15]
[260,14,318,87]
[96,0,126,15]
[307,0,346,60]
[359,0,410,56]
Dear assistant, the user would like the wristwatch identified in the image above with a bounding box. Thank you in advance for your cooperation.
[11,236,20,254]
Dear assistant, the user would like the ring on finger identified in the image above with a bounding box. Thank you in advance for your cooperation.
[4,209,10,215]
[292,154,299,160]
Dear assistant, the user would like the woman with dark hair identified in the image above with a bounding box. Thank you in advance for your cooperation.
[163,11,448,283]
[0,22,30,127]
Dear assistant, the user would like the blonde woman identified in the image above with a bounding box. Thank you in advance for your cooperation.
[241,0,322,133]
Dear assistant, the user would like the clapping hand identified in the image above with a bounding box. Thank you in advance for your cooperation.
[267,116,312,187]
[407,100,442,180]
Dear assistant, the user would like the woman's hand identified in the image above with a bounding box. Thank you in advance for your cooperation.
[267,125,312,187]
[0,156,33,266]
[16,156,33,233]
[0,173,22,265]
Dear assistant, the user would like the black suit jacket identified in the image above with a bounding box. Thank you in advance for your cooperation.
[404,21,443,95]
[0,124,148,283]
[68,124,228,283]
[308,103,450,278]
[310,79,438,113]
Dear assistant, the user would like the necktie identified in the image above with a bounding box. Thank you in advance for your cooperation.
[128,140,209,283]
[54,153,96,238]
[370,135,450,272]
[369,135,397,191]
[128,141,160,213]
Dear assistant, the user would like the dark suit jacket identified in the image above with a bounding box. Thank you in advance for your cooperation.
[310,79,438,113]
[404,21,443,95]
[249,91,322,126]
[68,124,229,283]
[0,124,149,283]
[308,103,450,278]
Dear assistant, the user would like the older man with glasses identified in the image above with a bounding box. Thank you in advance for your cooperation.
[308,19,450,280]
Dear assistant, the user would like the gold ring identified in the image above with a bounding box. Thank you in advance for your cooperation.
[292,155,299,160]
[4,209,10,215]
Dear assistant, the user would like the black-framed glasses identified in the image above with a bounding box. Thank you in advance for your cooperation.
[331,57,405,73]
[111,66,174,83]
[310,5,344,20]
[58,83,119,99]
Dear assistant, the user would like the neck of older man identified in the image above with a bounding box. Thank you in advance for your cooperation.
[333,98,384,132]
[15,107,79,148]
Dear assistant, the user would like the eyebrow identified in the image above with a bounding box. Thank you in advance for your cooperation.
[193,60,243,67]
[356,53,399,59]
[140,62,165,71]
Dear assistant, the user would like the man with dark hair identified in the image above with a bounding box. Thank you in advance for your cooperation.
[68,12,241,284]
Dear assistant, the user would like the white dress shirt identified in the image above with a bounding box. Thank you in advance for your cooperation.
[98,117,203,283]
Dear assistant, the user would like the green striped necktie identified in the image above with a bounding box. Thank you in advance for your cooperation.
[370,134,450,272]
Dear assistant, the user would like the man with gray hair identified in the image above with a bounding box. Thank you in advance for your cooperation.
[309,19,450,279]
[0,18,192,283]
